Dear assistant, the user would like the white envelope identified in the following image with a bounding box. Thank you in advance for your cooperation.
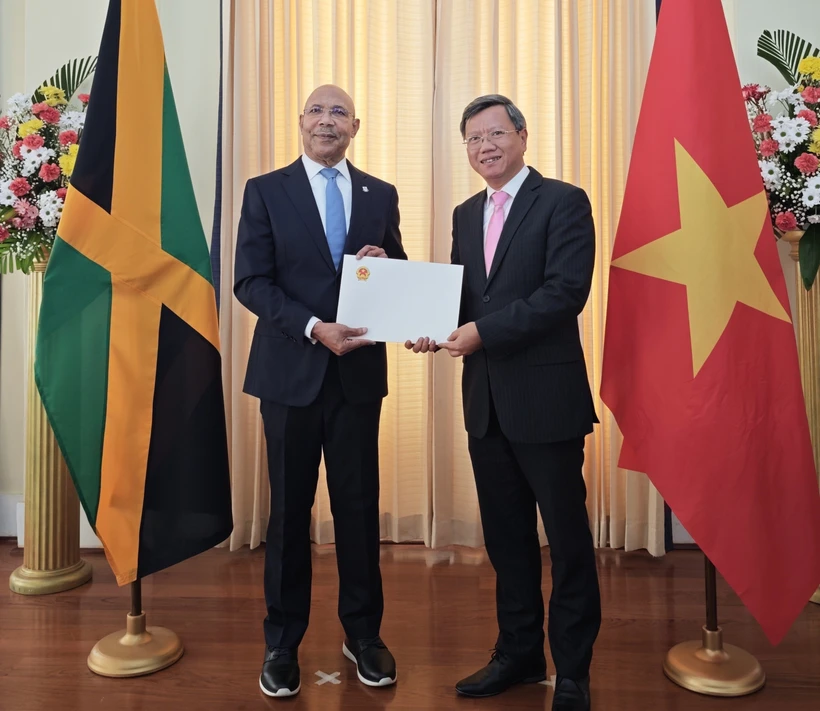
[335,255,464,343]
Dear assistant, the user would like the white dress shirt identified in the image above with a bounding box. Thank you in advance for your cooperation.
[300,154,352,341]
[482,164,530,243]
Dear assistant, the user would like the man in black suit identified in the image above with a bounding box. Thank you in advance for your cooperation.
[234,84,406,698]
[407,95,600,711]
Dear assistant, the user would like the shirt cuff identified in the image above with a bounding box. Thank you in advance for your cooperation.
[305,316,320,344]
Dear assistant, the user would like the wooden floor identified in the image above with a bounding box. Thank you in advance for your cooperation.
[1,541,818,709]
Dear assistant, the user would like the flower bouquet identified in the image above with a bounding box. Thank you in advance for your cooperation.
[747,31,820,289]
[0,57,96,274]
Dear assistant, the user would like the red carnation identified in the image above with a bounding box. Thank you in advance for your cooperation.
[78,94,90,104]
[22,134,45,150]
[9,177,31,197]
[58,130,78,146]
[795,152,820,175]
[797,109,819,128]
[802,86,820,104]
[776,211,799,231]
[56,188,68,200]
[760,139,780,157]
[39,163,61,182]
[39,107,61,124]
[752,113,773,133]
[742,84,769,102]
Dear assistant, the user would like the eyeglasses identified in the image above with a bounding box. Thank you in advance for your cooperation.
[462,129,519,147]
[303,105,353,120]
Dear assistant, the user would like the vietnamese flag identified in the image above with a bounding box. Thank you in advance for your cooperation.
[600,0,820,644]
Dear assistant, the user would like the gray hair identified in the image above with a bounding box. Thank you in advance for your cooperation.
[459,94,527,137]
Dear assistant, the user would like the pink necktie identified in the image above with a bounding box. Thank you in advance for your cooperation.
[485,190,510,274]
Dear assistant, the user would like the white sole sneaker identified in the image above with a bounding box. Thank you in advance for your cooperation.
[342,642,397,687]
[259,675,300,697]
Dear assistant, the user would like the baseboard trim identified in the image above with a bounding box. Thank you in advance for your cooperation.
[0,494,22,537]
[0,495,103,548]
[670,512,695,545]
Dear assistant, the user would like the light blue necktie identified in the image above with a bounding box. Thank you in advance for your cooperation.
[320,167,346,269]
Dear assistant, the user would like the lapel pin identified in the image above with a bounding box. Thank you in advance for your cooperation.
[362,186,369,192]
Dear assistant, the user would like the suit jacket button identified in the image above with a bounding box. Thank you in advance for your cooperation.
[482,295,490,303]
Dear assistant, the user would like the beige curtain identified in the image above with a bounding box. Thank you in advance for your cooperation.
[218,0,435,550]
[431,0,664,555]
[219,0,665,557]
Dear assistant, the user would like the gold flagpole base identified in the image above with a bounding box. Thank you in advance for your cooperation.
[663,626,765,697]
[9,558,92,595]
[87,611,183,678]
[811,587,820,605]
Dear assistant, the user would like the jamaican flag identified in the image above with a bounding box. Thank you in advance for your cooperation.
[34,0,232,585]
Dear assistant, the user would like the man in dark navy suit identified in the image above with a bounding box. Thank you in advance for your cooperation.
[234,84,406,698]
[408,95,600,711]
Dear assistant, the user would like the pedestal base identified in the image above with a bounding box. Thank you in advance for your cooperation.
[9,558,92,595]
[87,611,183,678]
[663,627,765,697]
[811,587,820,605]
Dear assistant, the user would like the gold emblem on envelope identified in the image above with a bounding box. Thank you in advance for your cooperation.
[356,266,371,281]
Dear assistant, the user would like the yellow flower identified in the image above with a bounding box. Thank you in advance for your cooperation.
[810,141,820,156]
[813,127,820,143]
[39,85,67,107]
[59,153,76,177]
[68,144,79,157]
[798,56,820,78]
[17,118,44,137]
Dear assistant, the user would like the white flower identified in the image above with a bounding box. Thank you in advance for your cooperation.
[20,147,55,177]
[771,118,795,150]
[36,191,63,228]
[807,176,820,192]
[759,159,783,189]
[0,179,16,207]
[58,111,85,132]
[5,93,32,120]
[790,117,811,142]
[808,214,820,224]
[803,189,820,209]
[775,87,805,106]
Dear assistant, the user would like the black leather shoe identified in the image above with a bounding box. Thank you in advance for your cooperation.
[259,646,300,698]
[455,648,547,698]
[552,675,591,711]
[342,636,397,687]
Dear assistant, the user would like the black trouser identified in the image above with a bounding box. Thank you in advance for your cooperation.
[260,358,383,649]
[467,401,601,680]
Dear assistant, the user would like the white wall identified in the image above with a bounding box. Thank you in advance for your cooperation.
[0,0,220,537]
[723,0,818,319]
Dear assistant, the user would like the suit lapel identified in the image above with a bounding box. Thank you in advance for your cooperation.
[282,158,336,273]
[467,193,487,288]
[345,161,369,256]
[485,169,541,289]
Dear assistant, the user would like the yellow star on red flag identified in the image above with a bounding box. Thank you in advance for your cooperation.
[611,140,790,375]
